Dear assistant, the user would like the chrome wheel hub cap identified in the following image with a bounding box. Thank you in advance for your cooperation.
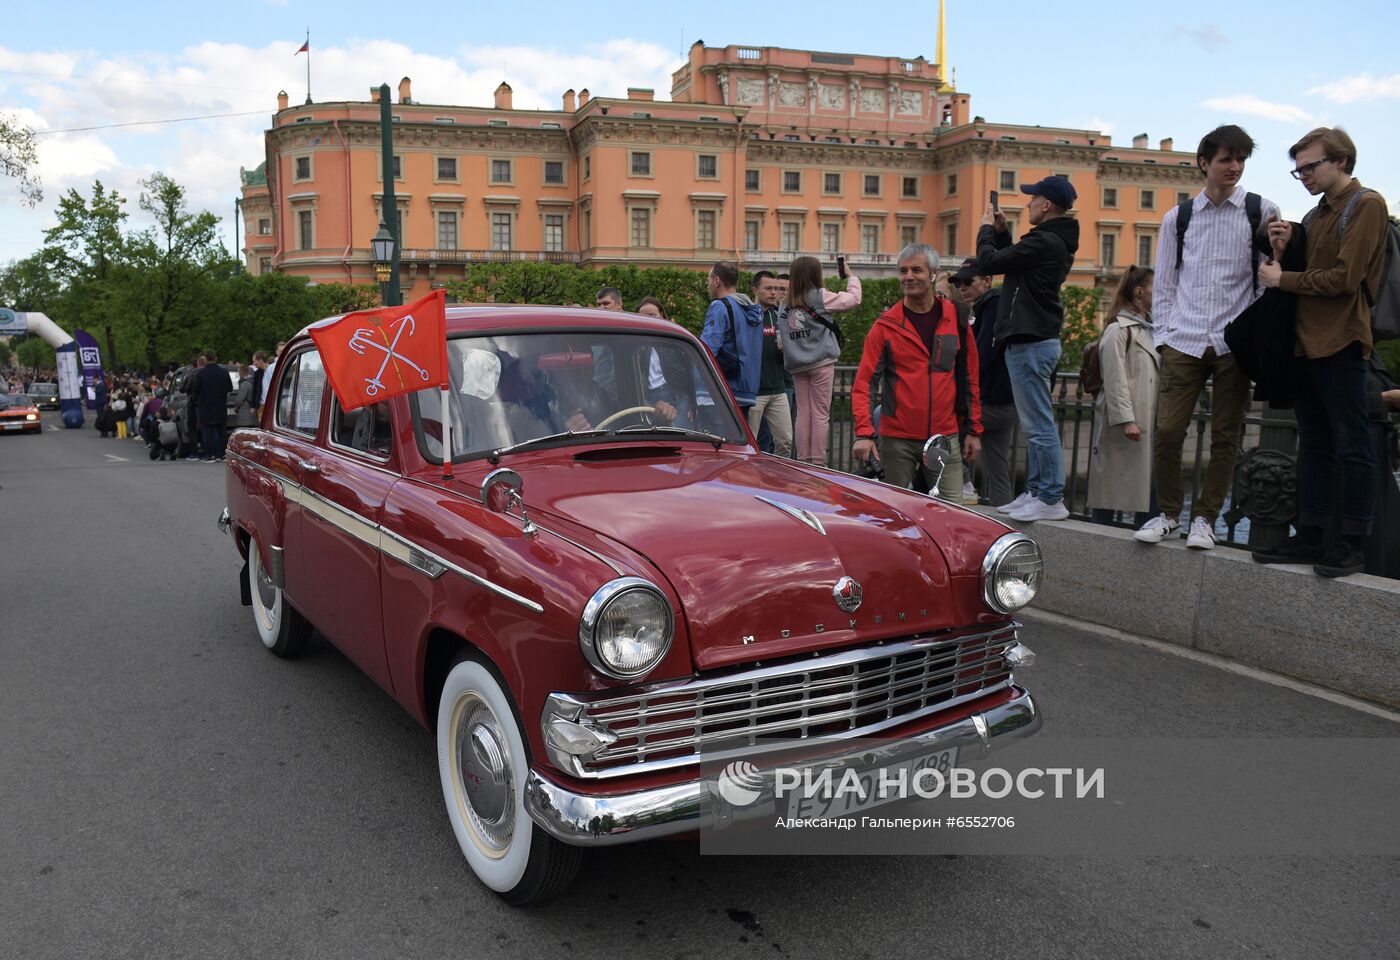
[455,698,514,853]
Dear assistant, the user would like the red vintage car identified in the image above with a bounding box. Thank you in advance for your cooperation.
[220,306,1044,904]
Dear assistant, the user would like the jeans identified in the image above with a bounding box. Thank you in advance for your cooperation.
[1294,342,1376,537]
[792,364,835,465]
[1004,340,1064,505]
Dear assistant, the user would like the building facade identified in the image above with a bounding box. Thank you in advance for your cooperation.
[243,34,1199,301]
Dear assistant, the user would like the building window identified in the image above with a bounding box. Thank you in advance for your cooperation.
[1101,232,1117,266]
[294,156,311,180]
[863,174,881,197]
[744,220,760,251]
[783,170,801,193]
[900,224,918,247]
[630,151,651,176]
[1176,190,1191,205]
[944,222,957,257]
[697,155,718,179]
[630,208,651,248]
[490,159,513,184]
[1139,188,1156,210]
[293,209,314,250]
[391,155,402,180]
[1137,234,1153,267]
[491,212,513,251]
[696,209,717,249]
[781,221,801,252]
[258,256,272,274]
[821,222,841,254]
[544,214,564,252]
[999,170,1017,192]
[257,218,271,235]
[437,156,458,181]
[437,211,458,250]
[823,172,842,195]
[1102,187,1118,208]
[745,169,760,191]
[861,223,880,255]
[544,160,565,185]
[946,173,958,195]
[583,156,591,180]
[902,176,918,198]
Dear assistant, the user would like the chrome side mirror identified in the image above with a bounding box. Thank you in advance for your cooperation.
[481,467,538,538]
[922,434,954,497]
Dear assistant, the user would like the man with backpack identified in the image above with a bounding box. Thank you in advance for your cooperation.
[1253,127,1392,577]
[1136,125,1280,550]
[701,261,765,414]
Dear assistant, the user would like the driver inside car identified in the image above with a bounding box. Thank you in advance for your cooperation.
[539,348,677,432]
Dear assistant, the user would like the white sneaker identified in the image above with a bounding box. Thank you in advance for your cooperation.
[1186,516,1217,550]
[1009,498,1070,522]
[1133,514,1179,543]
[996,491,1034,515]
[961,482,980,505]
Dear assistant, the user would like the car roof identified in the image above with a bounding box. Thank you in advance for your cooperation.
[293,304,690,343]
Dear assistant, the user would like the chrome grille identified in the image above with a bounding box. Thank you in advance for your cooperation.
[576,625,1017,778]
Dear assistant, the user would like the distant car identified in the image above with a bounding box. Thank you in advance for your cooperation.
[219,306,1046,905]
[27,383,59,410]
[0,394,43,434]
[165,365,243,451]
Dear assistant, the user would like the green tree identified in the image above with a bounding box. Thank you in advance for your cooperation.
[15,337,54,371]
[0,340,12,367]
[0,249,66,313]
[1,113,42,206]
[42,180,128,365]
[1058,284,1105,373]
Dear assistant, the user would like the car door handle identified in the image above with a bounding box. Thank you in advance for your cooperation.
[296,460,320,474]
[247,442,267,452]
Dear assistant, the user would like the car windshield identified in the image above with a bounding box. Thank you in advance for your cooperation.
[1,395,33,409]
[413,330,746,462]
[30,384,56,395]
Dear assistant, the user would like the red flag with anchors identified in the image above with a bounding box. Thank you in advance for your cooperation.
[309,289,448,411]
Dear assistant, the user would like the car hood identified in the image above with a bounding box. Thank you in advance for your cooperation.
[521,448,963,670]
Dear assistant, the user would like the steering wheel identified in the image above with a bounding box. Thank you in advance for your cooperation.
[595,405,657,429]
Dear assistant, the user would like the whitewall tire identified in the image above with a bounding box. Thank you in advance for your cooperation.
[247,542,311,658]
[436,656,580,905]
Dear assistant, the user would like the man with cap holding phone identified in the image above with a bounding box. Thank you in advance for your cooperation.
[974,175,1081,522]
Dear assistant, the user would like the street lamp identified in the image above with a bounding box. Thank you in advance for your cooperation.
[372,220,395,304]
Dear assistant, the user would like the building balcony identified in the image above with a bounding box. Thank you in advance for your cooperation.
[399,248,580,265]
[744,249,963,272]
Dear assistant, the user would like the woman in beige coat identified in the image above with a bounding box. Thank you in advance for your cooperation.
[1088,266,1158,525]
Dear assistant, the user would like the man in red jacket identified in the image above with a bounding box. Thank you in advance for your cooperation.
[852,243,982,497]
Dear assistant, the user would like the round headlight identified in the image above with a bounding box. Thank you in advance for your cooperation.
[579,577,674,679]
[982,533,1044,613]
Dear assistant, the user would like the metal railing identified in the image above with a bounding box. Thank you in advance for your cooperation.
[399,248,580,264]
[823,366,1290,548]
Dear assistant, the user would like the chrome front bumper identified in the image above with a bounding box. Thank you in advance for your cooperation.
[524,687,1041,847]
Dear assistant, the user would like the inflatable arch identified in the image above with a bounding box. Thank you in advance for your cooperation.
[0,308,86,427]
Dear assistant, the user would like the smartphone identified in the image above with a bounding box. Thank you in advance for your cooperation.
[990,190,1000,211]
[836,254,848,279]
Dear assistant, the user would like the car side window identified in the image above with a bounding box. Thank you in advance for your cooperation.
[275,351,326,437]
[331,397,393,459]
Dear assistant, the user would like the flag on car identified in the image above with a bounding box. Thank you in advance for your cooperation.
[309,289,448,411]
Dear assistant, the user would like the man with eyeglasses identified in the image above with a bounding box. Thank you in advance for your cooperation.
[1253,127,1388,577]
[1135,125,1280,552]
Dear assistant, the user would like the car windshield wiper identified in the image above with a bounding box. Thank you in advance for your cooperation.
[614,424,726,450]
[488,428,613,464]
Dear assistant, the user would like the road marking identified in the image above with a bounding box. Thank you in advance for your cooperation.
[1021,607,1400,724]
[103,453,130,463]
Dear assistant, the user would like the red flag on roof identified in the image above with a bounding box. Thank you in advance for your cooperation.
[295,40,309,55]
[309,289,448,411]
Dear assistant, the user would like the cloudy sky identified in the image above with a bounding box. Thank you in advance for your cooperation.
[3,0,1397,266]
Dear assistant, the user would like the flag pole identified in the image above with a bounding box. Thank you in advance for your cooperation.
[439,291,453,480]
[304,29,311,104]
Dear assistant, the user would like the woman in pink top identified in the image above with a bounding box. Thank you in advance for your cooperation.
[780,256,862,465]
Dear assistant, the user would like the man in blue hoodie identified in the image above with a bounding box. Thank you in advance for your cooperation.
[701,260,765,413]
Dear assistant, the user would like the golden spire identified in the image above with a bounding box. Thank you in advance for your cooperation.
[936,0,948,86]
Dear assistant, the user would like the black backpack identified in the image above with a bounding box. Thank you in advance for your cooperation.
[1301,187,1400,341]
[1176,192,1264,294]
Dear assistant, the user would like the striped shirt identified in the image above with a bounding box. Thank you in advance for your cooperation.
[1153,186,1279,358]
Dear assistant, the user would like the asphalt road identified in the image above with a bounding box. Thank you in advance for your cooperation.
[3,414,1398,960]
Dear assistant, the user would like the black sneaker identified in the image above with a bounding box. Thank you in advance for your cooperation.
[1314,543,1366,578]
[1251,536,1324,564]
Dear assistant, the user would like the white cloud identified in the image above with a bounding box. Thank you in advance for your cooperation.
[1198,94,1312,124]
[1170,25,1228,53]
[1084,116,1115,136]
[1306,73,1400,104]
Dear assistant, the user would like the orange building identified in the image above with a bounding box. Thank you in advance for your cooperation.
[243,25,1199,300]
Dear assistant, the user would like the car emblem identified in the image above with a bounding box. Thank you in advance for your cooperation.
[833,576,862,613]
